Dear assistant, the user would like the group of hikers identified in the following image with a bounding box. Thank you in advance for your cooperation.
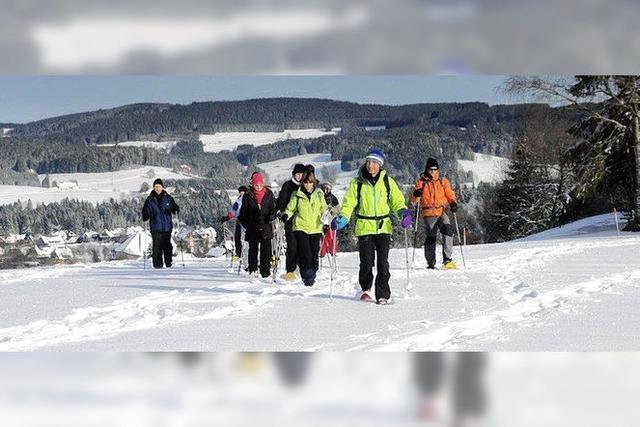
[143,148,459,305]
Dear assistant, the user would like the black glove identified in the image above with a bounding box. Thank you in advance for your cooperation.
[220,216,228,223]
[413,189,423,198]
[449,201,458,213]
[280,213,288,223]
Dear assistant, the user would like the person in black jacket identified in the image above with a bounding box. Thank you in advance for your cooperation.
[276,163,305,281]
[142,178,180,268]
[238,172,277,278]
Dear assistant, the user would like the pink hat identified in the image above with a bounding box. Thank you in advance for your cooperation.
[250,172,265,186]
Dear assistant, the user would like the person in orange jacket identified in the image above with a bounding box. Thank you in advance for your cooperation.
[411,157,458,269]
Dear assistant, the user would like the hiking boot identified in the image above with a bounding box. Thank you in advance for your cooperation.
[443,259,457,270]
[377,298,389,305]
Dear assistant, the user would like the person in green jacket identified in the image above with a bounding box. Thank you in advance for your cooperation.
[332,149,413,305]
[280,169,328,286]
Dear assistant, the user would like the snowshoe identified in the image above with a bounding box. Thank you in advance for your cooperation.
[283,272,298,282]
[235,353,263,374]
[357,291,374,302]
[443,259,457,270]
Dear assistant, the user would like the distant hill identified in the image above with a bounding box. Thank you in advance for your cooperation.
[6,98,581,153]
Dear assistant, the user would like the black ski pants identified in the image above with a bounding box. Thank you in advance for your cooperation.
[234,222,243,258]
[151,231,173,268]
[284,220,298,273]
[358,233,391,301]
[294,231,322,285]
[248,238,272,277]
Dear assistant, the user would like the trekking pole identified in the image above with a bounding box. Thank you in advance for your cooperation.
[237,226,245,275]
[319,231,325,271]
[411,203,420,265]
[143,221,147,270]
[403,227,412,291]
[222,222,230,267]
[329,228,337,302]
[226,223,235,268]
[272,219,282,283]
[613,207,620,236]
[453,212,466,268]
[176,212,185,269]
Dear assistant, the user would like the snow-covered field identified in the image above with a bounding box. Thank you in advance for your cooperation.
[1,352,639,426]
[1,213,639,352]
[457,153,509,187]
[199,128,340,153]
[0,167,194,206]
[99,140,178,152]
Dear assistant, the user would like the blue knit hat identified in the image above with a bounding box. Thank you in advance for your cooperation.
[366,149,385,167]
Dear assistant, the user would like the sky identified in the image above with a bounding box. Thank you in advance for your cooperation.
[0,75,515,124]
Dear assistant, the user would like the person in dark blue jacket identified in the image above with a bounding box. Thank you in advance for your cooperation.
[142,178,180,268]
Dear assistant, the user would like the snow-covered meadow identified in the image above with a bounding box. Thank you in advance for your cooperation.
[0,167,195,206]
[99,140,179,152]
[457,152,509,188]
[0,213,638,352]
[199,128,341,153]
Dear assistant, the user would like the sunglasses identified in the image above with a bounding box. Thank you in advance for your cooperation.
[428,167,439,171]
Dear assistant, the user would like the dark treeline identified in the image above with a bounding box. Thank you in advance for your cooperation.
[1,138,249,186]
[2,138,171,176]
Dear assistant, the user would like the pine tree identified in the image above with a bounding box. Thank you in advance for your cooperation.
[566,76,640,230]
[505,75,640,231]
[480,140,562,241]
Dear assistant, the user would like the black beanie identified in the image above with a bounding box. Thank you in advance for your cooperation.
[292,164,306,175]
[238,185,249,193]
[153,178,164,187]
[425,158,439,171]
[304,164,315,174]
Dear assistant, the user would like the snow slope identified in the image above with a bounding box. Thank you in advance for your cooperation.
[457,152,509,187]
[199,129,340,153]
[0,167,194,206]
[99,140,178,152]
[0,213,639,352]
